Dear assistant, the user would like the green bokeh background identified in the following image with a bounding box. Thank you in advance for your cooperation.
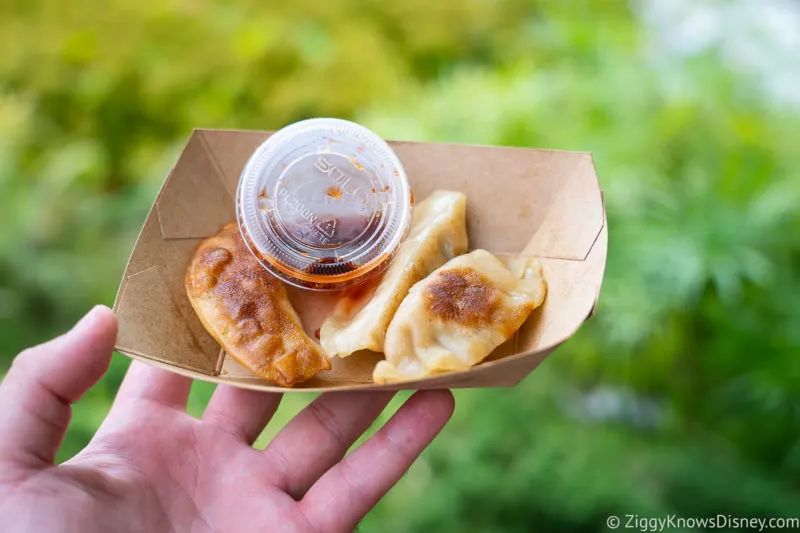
[1,0,798,530]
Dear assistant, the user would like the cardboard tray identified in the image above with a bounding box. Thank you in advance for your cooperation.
[113,129,607,392]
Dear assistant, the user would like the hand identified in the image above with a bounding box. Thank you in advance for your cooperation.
[0,306,454,533]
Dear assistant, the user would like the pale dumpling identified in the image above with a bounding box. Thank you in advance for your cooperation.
[321,190,468,357]
[373,249,546,383]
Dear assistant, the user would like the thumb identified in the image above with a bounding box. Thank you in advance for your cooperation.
[0,305,117,467]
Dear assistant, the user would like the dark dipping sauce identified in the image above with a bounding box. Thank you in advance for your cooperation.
[246,214,395,290]
[235,117,412,291]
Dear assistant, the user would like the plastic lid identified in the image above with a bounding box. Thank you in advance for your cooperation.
[236,118,413,290]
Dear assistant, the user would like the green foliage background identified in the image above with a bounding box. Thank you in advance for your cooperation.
[1,0,798,530]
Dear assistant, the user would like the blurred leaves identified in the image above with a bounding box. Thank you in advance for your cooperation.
[1,0,799,531]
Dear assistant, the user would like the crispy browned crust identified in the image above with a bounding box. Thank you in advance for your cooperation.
[185,222,330,386]
[423,266,536,338]
[424,268,499,327]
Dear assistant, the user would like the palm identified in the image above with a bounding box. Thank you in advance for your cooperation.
[0,307,454,533]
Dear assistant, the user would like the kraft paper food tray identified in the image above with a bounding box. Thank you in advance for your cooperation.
[113,129,607,392]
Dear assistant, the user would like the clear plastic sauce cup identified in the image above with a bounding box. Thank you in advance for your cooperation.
[236,118,413,290]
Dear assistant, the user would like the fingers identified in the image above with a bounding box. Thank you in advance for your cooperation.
[300,390,454,532]
[97,362,193,443]
[264,391,395,498]
[0,306,117,467]
[203,386,282,445]
[114,361,193,411]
